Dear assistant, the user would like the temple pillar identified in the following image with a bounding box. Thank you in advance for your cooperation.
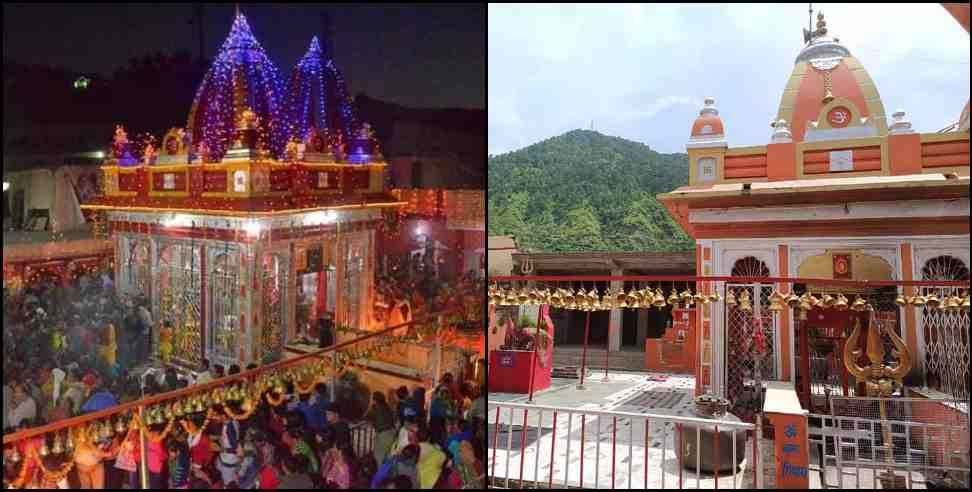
[608,268,623,351]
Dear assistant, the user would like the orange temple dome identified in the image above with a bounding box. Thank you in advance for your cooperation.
[688,97,727,149]
[776,11,888,143]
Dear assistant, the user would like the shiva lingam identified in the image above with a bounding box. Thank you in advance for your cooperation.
[843,314,913,489]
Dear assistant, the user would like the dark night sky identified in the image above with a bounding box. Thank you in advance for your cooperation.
[3,2,485,109]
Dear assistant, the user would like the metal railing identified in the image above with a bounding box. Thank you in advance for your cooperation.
[487,401,761,489]
[808,410,970,489]
[2,311,463,488]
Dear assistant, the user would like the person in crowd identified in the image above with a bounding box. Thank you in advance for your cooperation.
[365,391,396,467]
[73,425,121,489]
[8,382,37,428]
[325,404,350,446]
[168,439,192,489]
[81,381,118,414]
[214,365,226,379]
[320,442,352,488]
[416,427,448,489]
[281,425,319,477]
[429,385,456,445]
[217,407,243,485]
[114,427,141,490]
[395,386,411,428]
[146,424,168,489]
[293,391,326,434]
[411,386,428,425]
[317,314,335,349]
[164,366,181,393]
[277,454,314,490]
[196,359,213,385]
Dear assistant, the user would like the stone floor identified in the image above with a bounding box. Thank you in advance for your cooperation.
[488,371,776,489]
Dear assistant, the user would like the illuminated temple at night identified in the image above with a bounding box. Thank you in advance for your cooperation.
[79,10,463,371]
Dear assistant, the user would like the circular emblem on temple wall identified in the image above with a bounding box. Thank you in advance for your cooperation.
[827,106,851,128]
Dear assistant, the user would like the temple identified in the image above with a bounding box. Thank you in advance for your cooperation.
[82,10,395,369]
[657,10,970,406]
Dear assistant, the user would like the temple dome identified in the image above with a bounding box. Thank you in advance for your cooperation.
[186,11,287,161]
[775,12,887,142]
[690,97,725,138]
[282,36,358,147]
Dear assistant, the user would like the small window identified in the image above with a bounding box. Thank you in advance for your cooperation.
[697,157,716,182]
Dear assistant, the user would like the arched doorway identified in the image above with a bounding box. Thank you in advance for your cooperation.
[725,256,774,419]
[793,251,896,411]
[919,255,969,400]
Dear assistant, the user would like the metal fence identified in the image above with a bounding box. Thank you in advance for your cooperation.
[808,396,970,489]
[487,401,760,489]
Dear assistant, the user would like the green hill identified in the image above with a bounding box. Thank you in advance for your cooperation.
[488,129,693,253]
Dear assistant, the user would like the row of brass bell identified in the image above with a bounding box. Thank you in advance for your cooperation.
[895,292,970,312]
[487,285,722,310]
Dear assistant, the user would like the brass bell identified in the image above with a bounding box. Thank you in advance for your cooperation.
[65,431,75,451]
[912,294,927,306]
[614,289,628,308]
[820,293,834,307]
[194,398,206,413]
[115,417,127,434]
[943,295,959,311]
[822,88,835,105]
[768,291,785,312]
[798,297,812,312]
[864,303,875,312]
[725,289,737,306]
[739,290,753,313]
[895,293,907,306]
[708,291,721,303]
[653,288,667,308]
[961,294,970,311]
[550,289,564,307]
[504,289,518,306]
[785,293,800,308]
[487,285,496,305]
[39,440,50,457]
[51,434,64,455]
[667,289,680,306]
[694,290,707,304]
[925,292,941,308]
[517,288,530,305]
[834,293,849,310]
[8,446,22,463]
[680,288,693,302]
[807,292,820,307]
[851,295,867,311]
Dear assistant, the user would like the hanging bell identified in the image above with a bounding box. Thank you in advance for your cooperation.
[834,293,849,310]
[563,289,576,305]
[895,293,907,306]
[115,417,127,434]
[39,440,50,457]
[912,294,927,306]
[653,288,668,308]
[946,295,961,311]
[820,294,834,308]
[694,290,707,304]
[806,292,820,307]
[961,294,970,311]
[925,292,941,308]
[768,291,785,312]
[725,289,737,306]
[739,290,753,313]
[550,289,564,307]
[822,88,835,105]
[785,293,800,308]
[680,288,693,302]
[864,303,875,312]
[51,434,65,455]
[8,446,22,463]
[65,430,75,451]
[504,289,518,306]
[851,295,867,311]
[487,285,496,306]
[798,295,812,312]
[708,291,721,303]
[667,289,679,306]
[517,288,530,305]
[614,289,628,308]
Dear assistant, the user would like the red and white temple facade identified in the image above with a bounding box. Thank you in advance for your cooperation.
[658,11,970,403]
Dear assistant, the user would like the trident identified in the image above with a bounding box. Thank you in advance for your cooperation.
[843,312,913,485]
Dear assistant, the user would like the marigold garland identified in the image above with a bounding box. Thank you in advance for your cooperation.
[223,401,257,420]
[265,391,286,407]
[32,447,75,484]
[7,450,32,489]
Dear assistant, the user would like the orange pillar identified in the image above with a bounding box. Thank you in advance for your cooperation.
[778,245,791,381]
[900,243,918,356]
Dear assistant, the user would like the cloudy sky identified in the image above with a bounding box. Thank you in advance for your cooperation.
[488,3,970,155]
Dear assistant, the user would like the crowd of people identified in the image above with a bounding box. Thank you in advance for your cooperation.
[3,272,157,431]
[375,253,484,332]
[4,368,486,489]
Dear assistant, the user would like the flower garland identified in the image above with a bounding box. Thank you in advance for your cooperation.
[180,409,216,436]
[7,452,32,489]
[264,391,286,407]
[136,415,175,443]
[223,401,257,421]
[30,446,75,486]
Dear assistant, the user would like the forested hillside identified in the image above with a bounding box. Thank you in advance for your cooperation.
[488,130,693,253]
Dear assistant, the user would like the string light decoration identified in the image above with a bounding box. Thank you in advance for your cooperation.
[282,36,358,147]
[185,10,287,162]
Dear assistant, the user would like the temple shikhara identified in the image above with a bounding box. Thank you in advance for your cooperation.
[81,12,398,369]
[488,6,969,490]
[659,10,970,407]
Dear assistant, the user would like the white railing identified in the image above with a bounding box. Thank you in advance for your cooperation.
[350,421,377,459]
[808,412,971,489]
[487,401,761,489]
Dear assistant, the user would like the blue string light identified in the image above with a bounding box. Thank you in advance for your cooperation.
[186,11,287,162]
